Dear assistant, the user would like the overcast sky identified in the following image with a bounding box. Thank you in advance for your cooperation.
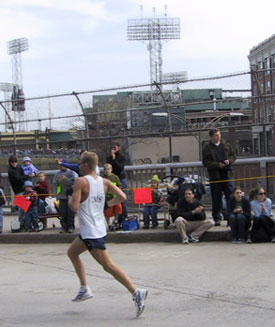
[0,0,274,129]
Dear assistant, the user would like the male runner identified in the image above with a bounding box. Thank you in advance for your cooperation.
[68,151,148,317]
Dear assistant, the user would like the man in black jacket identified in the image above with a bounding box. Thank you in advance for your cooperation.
[175,188,214,244]
[106,142,128,220]
[202,128,236,226]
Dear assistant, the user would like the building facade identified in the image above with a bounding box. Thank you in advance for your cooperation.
[248,34,275,156]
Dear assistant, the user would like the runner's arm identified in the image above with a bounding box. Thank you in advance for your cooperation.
[69,178,84,212]
[104,178,126,208]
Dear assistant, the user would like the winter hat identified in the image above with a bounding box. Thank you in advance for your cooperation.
[22,156,32,163]
[23,180,33,188]
[151,175,160,183]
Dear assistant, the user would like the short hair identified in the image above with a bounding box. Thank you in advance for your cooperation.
[103,163,112,170]
[209,128,220,137]
[184,187,194,194]
[37,172,45,177]
[111,142,120,147]
[80,152,98,170]
[8,155,17,165]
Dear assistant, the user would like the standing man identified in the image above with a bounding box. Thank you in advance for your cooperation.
[68,152,147,317]
[53,165,77,233]
[202,128,236,226]
[106,142,128,220]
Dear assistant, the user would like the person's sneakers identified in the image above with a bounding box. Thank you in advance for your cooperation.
[67,228,74,233]
[271,237,275,243]
[132,288,148,317]
[214,220,221,226]
[72,286,93,302]
[246,237,252,244]
[181,239,189,244]
[188,235,199,243]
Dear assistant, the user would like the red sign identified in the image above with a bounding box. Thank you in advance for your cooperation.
[13,195,31,212]
[133,188,152,204]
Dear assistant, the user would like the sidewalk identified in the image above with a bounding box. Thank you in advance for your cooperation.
[0,212,230,244]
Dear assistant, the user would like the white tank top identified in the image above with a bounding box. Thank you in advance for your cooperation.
[77,175,107,239]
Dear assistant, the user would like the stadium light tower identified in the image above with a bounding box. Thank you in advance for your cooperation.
[8,37,29,131]
[127,7,180,89]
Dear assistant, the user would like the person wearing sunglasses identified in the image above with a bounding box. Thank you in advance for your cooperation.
[249,187,275,243]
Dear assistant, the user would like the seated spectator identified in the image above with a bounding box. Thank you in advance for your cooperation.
[175,187,214,244]
[22,181,40,232]
[142,175,163,229]
[21,156,39,177]
[102,163,122,230]
[249,187,275,243]
[33,172,50,228]
[227,186,251,244]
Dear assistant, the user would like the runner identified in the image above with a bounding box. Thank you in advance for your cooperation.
[68,151,148,317]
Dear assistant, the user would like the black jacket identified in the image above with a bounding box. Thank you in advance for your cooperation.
[8,166,29,194]
[202,140,236,181]
[227,196,251,220]
[177,198,206,221]
[106,151,126,180]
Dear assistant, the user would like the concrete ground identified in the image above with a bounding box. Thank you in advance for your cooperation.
[0,242,275,327]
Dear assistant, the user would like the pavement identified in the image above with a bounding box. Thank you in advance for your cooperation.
[1,242,275,327]
[0,211,230,244]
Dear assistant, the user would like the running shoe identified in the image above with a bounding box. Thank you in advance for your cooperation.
[132,288,148,317]
[72,286,93,302]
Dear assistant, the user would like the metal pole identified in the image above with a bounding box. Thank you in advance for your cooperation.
[155,83,173,163]
[72,92,89,150]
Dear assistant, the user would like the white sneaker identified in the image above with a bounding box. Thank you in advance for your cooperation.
[72,286,93,302]
[182,239,189,244]
[133,288,148,317]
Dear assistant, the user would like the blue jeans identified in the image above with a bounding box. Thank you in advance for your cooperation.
[210,181,233,222]
[229,213,250,240]
[0,207,3,231]
[24,206,39,230]
[143,205,159,227]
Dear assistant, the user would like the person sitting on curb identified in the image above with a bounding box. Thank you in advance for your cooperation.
[175,187,214,244]
[142,175,163,229]
[227,186,251,244]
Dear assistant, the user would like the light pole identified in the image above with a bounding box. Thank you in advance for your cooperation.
[0,102,17,155]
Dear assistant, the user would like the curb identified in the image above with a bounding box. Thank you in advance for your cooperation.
[0,228,230,244]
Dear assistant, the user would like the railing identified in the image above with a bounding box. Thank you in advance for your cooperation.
[1,157,275,209]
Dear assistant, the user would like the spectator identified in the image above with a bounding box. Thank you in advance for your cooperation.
[249,187,275,243]
[33,172,50,228]
[56,151,100,176]
[0,184,6,233]
[21,156,39,177]
[102,163,122,230]
[8,155,29,229]
[227,186,251,243]
[175,187,214,244]
[53,165,77,233]
[106,142,128,220]
[22,181,40,232]
[142,175,163,229]
[202,128,236,226]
